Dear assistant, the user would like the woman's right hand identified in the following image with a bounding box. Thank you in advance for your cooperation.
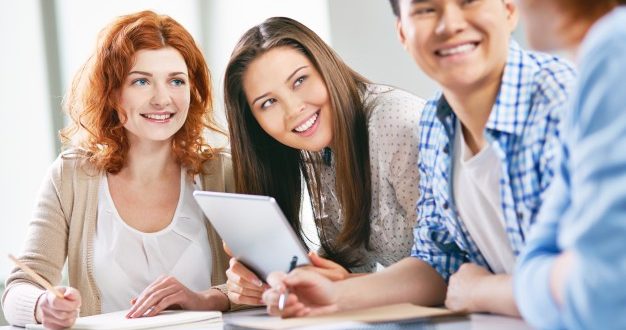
[35,286,82,330]
[225,258,269,305]
[304,252,351,281]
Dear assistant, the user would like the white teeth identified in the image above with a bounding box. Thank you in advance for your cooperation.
[142,113,172,120]
[294,113,318,133]
[438,43,477,56]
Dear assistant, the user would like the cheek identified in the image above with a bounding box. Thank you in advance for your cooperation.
[176,90,191,110]
[253,110,284,137]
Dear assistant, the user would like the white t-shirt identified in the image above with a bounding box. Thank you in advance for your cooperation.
[452,121,516,274]
[93,168,212,313]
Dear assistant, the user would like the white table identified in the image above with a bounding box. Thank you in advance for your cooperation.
[0,309,533,329]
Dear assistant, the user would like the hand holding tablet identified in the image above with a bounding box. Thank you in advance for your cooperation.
[193,191,311,281]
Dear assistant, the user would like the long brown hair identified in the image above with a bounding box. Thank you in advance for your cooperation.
[224,17,372,268]
[60,10,223,175]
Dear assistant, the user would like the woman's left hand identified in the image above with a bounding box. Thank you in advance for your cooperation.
[126,276,201,318]
[303,252,350,281]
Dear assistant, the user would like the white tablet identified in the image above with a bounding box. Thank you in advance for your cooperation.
[193,191,310,280]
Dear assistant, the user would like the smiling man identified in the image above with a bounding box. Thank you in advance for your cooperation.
[261,0,576,318]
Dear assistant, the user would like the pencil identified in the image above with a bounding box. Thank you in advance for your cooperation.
[278,256,299,311]
[8,254,64,299]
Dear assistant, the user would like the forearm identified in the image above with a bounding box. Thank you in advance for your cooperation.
[473,274,520,317]
[2,283,45,326]
[335,257,446,311]
[196,288,230,311]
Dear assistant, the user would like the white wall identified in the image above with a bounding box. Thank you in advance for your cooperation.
[0,0,54,277]
[55,0,203,90]
[327,0,438,99]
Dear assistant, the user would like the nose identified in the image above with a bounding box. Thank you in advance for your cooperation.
[284,94,306,119]
[150,82,171,109]
[435,4,468,37]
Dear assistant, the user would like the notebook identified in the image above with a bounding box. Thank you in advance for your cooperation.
[224,303,466,329]
[26,310,221,330]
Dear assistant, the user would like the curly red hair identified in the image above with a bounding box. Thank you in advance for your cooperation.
[60,10,223,175]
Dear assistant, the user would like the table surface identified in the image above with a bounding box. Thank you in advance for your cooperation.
[0,308,533,329]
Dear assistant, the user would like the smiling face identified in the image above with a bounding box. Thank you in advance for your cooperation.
[395,0,518,91]
[118,47,190,145]
[242,46,333,152]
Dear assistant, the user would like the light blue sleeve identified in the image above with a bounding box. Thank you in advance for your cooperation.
[514,154,569,329]
[516,32,626,329]
[558,39,626,330]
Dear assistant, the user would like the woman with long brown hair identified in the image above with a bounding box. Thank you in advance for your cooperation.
[223,16,425,306]
[3,11,233,329]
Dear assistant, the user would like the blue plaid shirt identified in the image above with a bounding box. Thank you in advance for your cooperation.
[411,40,576,281]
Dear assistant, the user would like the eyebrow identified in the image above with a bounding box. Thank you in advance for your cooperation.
[128,71,188,77]
[251,65,309,106]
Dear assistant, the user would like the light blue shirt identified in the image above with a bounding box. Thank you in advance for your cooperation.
[515,7,626,330]
[411,40,575,280]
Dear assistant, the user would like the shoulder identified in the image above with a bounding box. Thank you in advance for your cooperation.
[417,93,444,141]
[201,149,232,172]
[521,47,576,108]
[48,148,98,184]
[581,7,626,60]
[200,149,234,192]
[578,8,626,78]
[508,44,575,125]
[365,83,426,131]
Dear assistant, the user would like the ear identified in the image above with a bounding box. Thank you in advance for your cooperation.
[504,0,520,32]
[395,18,409,51]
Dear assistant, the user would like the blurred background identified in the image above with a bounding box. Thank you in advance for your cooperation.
[0,1,527,324]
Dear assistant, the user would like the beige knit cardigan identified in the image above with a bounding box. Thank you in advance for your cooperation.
[2,150,234,326]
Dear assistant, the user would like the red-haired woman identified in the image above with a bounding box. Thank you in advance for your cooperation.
[3,11,232,329]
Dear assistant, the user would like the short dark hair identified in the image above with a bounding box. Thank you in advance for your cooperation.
[389,0,400,17]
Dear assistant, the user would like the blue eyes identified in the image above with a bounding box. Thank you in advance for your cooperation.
[130,78,186,87]
[132,78,149,86]
[170,79,185,87]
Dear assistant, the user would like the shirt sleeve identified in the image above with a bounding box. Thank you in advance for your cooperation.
[516,33,626,330]
[384,100,422,224]
[514,154,569,329]
[410,126,468,281]
[2,156,69,326]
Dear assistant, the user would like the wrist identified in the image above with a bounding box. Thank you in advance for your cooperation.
[469,276,490,312]
[34,292,46,324]
[199,288,230,311]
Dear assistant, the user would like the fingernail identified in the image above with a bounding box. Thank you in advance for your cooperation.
[255,279,263,287]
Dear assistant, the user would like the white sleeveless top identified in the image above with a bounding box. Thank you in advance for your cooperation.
[93,168,212,313]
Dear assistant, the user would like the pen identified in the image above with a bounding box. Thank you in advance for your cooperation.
[8,254,64,299]
[278,255,298,311]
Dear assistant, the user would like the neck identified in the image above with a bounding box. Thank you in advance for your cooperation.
[443,71,503,154]
[119,137,179,183]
